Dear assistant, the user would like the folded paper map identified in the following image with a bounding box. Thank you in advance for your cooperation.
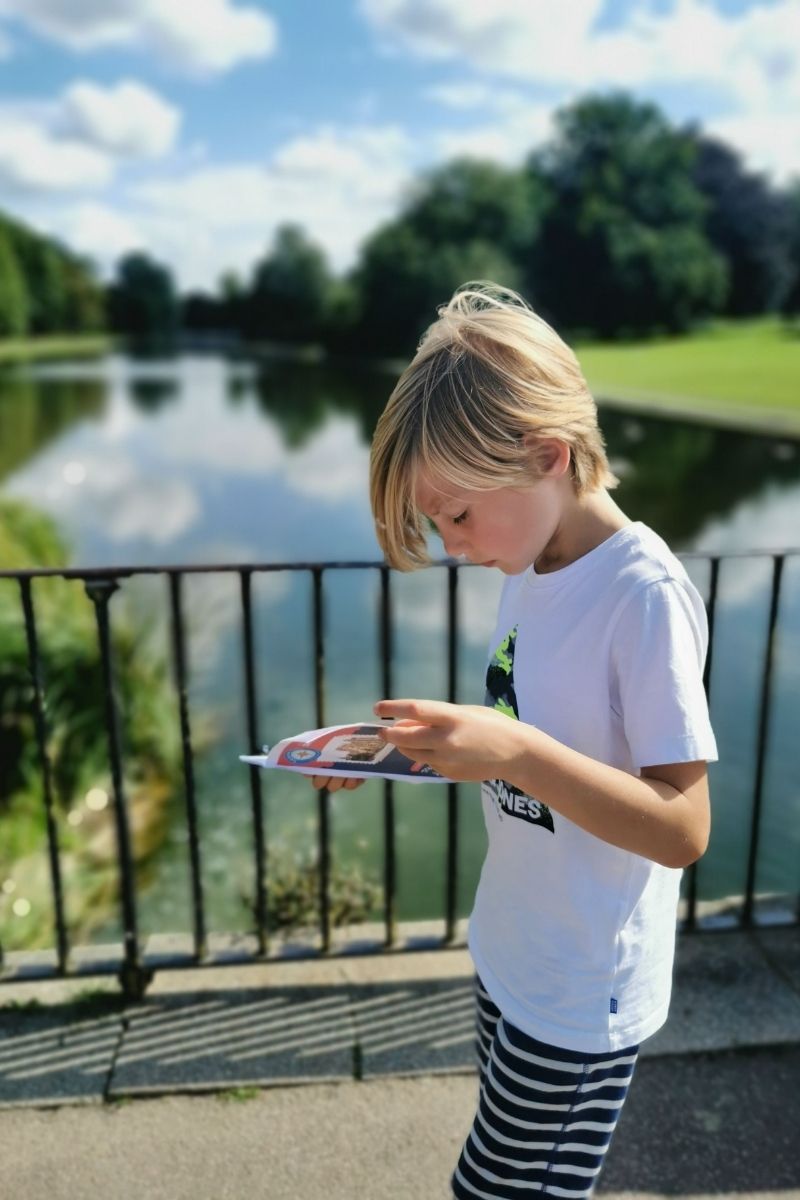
[239,721,450,783]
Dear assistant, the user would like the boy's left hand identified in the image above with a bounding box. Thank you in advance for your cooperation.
[374,699,529,783]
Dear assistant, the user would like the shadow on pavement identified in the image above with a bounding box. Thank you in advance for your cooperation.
[600,1044,800,1194]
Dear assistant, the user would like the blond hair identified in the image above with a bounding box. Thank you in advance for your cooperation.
[369,281,619,571]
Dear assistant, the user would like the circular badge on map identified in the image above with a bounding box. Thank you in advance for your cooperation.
[285,747,322,765]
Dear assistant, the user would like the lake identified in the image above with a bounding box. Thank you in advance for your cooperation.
[1,351,799,946]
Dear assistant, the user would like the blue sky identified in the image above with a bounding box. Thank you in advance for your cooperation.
[0,0,797,291]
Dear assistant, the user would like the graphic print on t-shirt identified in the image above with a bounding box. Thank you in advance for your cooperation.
[484,626,554,832]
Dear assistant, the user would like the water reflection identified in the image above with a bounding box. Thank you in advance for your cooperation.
[128,377,180,413]
[0,371,105,485]
[239,359,391,451]
[600,409,800,548]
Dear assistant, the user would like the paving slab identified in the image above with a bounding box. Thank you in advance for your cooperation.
[112,985,357,1096]
[0,994,124,1108]
[348,977,476,1078]
[644,927,800,1057]
[753,924,800,995]
[599,1044,800,1194]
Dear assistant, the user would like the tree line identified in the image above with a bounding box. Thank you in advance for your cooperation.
[0,215,105,338]
[3,93,800,353]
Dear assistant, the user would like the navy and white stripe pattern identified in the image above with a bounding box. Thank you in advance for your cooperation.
[452,978,638,1198]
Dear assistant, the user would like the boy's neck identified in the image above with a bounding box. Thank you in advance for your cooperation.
[534,489,633,574]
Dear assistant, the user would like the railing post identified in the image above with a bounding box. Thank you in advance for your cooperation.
[312,567,331,952]
[685,555,720,933]
[742,555,784,927]
[444,564,459,944]
[379,566,397,948]
[18,577,69,975]
[240,568,269,956]
[168,571,207,962]
[85,578,152,1001]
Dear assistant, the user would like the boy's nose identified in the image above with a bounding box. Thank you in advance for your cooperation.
[443,534,467,558]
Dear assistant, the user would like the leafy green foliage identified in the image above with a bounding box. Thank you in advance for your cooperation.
[0,213,102,337]
[689,131,795,316]
[244,224,333,344]
[529,93,728,335]
[107,251,180,341]
[0,230,30,337]
[241,846,383,937]
[0,498,197,950]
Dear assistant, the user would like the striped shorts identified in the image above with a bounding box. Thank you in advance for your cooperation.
[451,977,639,1199]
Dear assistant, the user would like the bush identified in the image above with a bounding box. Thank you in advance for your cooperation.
[0,497,207,950]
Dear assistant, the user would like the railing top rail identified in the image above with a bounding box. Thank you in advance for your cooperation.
[0,546,798,582]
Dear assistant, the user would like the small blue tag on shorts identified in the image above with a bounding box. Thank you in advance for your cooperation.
[610,997,618,1013]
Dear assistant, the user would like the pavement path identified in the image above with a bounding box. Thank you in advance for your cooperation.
[1,925,799,1198]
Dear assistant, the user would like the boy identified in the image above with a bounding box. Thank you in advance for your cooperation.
[313,281,718,1197]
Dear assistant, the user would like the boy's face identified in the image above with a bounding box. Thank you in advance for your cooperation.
[414,446,569,575]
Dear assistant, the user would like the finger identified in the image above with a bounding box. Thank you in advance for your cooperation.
[310,774,364,792]
[373,699,454,725]
[310,775,342,790]
[381,727,438,757]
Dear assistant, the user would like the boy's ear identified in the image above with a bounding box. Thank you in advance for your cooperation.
[523,435,571,478]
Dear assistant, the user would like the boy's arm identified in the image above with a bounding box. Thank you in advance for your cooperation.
[506,724,710,869]
[375,701,710,869]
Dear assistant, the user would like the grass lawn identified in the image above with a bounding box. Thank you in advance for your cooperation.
[0,333,114,364]
[576,318,800,419]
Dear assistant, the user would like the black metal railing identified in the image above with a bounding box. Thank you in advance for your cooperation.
[0,549,796,999]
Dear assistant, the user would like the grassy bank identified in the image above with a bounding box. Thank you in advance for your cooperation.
[577,318,799,419]
[0,334,114,364]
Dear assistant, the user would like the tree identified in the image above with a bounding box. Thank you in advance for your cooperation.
[17,239,67,333]
[0,230,30,337]
[347,157,545,356]
[353,223,522,356]
[244,225,332,344]
[182,291,224,331]
[781,179,800,316]
[689,132,794,316]
[218,269,245,332]
[403,158,547,258]
[107,251,179,340]
[61,253,105,332]
[528,93,728,336]
[0,213,104,335]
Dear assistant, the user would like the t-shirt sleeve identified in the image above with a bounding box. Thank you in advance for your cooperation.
[610,577,719,771]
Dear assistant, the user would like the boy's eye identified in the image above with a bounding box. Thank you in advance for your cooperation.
[452,511,468,526]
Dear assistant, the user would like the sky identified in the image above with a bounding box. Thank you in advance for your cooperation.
[0,0,798,293]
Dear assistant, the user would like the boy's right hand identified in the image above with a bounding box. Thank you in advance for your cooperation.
[309,775,366,792]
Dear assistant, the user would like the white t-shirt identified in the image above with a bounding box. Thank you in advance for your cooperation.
[468,520,718,1054]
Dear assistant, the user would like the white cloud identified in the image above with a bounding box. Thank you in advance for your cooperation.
[0,119,112,191]
[0,78,182,196]
[425,82,530,113]
[60,80,181,158]
[126,124,416,287]
[360,0,606,81]
[704,112,800,186]
[363,0,800,180]
[361,0,799,97]
[423,81,558,165]
[55,202,146,272]
[0,0,277,74]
